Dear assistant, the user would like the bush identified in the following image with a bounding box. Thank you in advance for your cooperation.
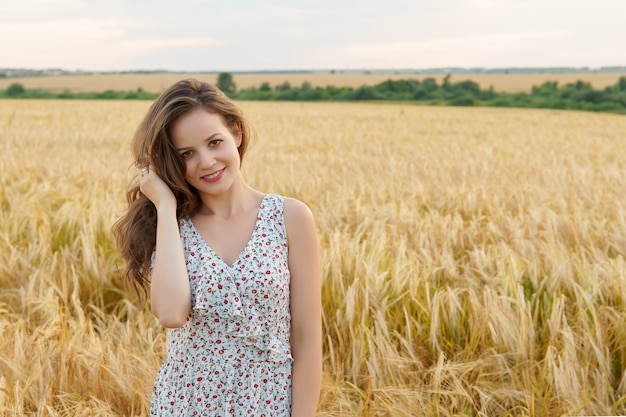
[97,90,121,99]
[7,83,25,97]
[449,94,477,107]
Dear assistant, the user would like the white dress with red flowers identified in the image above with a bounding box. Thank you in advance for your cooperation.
[150,194,292,416]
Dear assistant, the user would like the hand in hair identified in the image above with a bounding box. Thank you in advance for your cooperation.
[138,164,177,211]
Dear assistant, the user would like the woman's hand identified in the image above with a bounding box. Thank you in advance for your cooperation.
[137,164,176,210]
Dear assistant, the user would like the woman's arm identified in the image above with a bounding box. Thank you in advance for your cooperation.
[284,198,322,417]
[140,167,191,328]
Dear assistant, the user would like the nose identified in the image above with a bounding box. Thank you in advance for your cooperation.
[198,149,216,168]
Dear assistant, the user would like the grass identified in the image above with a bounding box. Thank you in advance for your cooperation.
[1,99,626,416]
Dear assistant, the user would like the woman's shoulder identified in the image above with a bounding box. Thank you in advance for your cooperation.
[280,196,317,251]
[281,196,315,226]
[258,193,314,226]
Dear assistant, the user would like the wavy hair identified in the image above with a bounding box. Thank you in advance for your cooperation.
[112,78,253,300]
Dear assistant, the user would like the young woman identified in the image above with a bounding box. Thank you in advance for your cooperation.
[113,79,322,416]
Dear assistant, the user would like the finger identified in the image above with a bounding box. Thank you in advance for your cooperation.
[138,164,150,178]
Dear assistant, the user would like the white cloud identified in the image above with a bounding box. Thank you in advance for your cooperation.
[0,18,223,70]
[0,0,85,14]
[0,18,149,41]
[122,37,224,51]
[340,31,572,58]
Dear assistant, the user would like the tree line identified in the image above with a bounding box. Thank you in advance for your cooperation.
[216,72,626,113]
[1,83,158,100]
[2,72,626,114]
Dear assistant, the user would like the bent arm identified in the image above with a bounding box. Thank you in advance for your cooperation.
[150,203,192,328]
[285,198,322,417]
[139,166,192,328]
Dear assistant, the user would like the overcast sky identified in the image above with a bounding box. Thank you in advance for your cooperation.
[2,0,624,72]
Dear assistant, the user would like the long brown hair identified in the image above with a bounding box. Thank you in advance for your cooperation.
[112,78,253,300]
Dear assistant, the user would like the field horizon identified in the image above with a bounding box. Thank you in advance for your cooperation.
[1,71,626,95]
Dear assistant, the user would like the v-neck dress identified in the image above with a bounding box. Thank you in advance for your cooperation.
[150,194,293,416]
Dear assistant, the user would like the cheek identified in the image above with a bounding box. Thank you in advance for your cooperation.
[228,144,242,161]
[182,160,194,179]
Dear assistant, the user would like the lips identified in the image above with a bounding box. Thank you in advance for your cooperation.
[201,168,225,183]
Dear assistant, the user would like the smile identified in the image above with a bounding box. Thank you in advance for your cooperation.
[201,168,225,183]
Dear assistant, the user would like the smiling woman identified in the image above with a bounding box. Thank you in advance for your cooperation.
[111,78,323,416]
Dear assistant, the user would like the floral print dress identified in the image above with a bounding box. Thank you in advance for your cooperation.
[150,194,292,416]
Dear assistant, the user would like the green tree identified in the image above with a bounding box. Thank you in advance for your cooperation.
[442,74,451,89]
[413,78,438,100]
[7,82,25,97]
[451,80,480,96]
[275,81,291,91]
[351,86,378,100]
[532,81,559,97]
[216,72,236,95]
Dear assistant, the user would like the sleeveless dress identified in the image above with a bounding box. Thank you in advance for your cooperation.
[150,194,293,416]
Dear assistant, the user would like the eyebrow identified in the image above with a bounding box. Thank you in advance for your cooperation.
[175,133,221,152]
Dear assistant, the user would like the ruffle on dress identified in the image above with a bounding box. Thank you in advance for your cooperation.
[185,218,292,365]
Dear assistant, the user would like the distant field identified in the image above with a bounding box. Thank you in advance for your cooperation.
[1,72,625,94]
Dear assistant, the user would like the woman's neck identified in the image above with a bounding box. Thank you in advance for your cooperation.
[196,181,263,219]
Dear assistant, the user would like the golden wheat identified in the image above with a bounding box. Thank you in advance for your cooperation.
[1,72,625,94]
[1,98,626,416]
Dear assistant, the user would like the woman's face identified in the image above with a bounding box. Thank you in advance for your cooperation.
[170,109,242,196]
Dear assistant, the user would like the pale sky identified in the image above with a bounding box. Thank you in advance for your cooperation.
[1,0,624,72]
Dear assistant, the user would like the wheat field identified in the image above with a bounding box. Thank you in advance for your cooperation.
[1,72,626,94]
[1,98,626,416]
